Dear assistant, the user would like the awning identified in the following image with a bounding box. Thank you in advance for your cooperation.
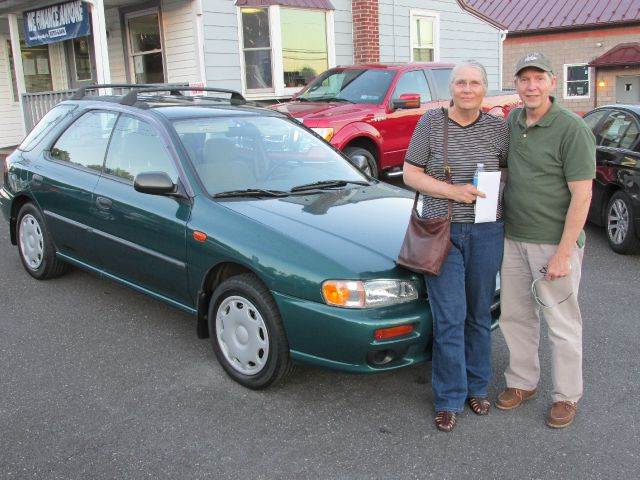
[234,0,334,10]
[590,43,640,68]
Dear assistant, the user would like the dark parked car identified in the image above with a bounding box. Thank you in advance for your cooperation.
[5,85,496,389]
[583,105,640,254]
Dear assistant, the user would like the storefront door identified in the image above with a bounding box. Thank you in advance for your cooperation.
[64,36,97,88]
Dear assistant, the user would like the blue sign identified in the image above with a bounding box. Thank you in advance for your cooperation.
[23,1,91,47]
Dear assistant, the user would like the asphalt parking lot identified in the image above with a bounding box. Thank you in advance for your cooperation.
[1,182,639,479]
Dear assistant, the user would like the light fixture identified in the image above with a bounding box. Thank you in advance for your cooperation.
[596,42,603,47]
[598,80,606,88]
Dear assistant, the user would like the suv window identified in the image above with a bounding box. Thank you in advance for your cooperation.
[392,70,432,103]
[50,110,118,170]
[297,69,396,104]
[598,111,640,149]
[19,104,77,151]
[104,115,178,182]
[430,68,453,99]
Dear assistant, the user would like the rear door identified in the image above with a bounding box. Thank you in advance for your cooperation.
[31,109,118,265]
[377,69,433,169]
[91,113,192,306]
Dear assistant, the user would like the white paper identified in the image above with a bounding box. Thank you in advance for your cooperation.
[23,58,36,76]
[36,58,49,75]
[475,171,501,223]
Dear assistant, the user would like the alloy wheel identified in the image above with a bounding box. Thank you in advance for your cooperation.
[608,198,629,245]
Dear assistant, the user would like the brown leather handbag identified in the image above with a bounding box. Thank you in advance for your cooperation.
[396,108,452,276]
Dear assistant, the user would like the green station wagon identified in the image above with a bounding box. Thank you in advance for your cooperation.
[1,86,498,389]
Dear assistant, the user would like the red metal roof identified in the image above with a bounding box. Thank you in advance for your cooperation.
[589,42,640,67]
[235,0,334,9]
[462,0,640,33]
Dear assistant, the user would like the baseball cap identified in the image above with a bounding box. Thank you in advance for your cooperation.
[515,52,553,75]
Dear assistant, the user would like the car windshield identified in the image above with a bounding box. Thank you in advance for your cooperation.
[173,115,368,196]
[297,69,396,104]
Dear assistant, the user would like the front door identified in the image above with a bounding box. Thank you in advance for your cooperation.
[91,113,191,306]
[65,36,97,88]
[377,69,432,169]
[616,76,640,104]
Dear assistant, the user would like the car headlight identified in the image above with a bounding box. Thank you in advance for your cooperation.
[311,127,334,142]
[322,279,418,308]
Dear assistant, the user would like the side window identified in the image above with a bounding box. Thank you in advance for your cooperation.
[104,115,178,183]
[583,110,608,133]
[392,70,432,104]
[430,68,452,99]
[19,104,77,151]
[598,111,640,149]
[50,110,118,171]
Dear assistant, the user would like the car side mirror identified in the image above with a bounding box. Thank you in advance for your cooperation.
[392,93,421,110]
[134,171,177,196]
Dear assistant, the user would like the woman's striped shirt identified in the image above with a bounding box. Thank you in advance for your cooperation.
[405,108,509,223]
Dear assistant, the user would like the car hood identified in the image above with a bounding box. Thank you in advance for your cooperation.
[271,101,374,121]
[221,183,414,276]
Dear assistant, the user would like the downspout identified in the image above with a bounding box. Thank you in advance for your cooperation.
[499,29,507,90]
[195,0,207,85]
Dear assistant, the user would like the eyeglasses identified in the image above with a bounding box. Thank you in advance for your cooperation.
[531,266,573,310]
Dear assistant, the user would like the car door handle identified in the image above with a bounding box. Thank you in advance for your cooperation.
[96,196,112,209]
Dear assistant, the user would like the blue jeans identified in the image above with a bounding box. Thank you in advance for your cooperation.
[424,221,504,413]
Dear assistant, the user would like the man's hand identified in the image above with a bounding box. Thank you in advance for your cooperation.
[545,252,571,280]
[450,184,486,204]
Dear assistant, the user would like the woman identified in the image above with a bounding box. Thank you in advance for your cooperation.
[403,61,508,432]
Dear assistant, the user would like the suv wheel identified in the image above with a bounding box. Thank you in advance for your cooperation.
[345,146,378,178]
[17,203,68,279]
[208,273,293,389]
[606,191,640,254]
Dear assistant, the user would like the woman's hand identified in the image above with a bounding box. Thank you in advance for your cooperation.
[449,184,485,204]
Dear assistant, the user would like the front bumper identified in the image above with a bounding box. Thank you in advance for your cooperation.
[272,291,433,373]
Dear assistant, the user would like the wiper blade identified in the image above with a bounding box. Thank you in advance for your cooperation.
[290,179,370,193]
[323,97,354,103]
[213,188,290,199]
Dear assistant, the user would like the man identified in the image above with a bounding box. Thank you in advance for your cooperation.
[496,53,596,428]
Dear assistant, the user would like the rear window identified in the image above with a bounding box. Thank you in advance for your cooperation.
[298,69,396,104]
[19,104,77,151]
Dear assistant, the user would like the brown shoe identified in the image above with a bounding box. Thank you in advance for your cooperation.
[547,401,578,428]
[468,397,491,415]
[495,387,537,410]
[435,411,457,432]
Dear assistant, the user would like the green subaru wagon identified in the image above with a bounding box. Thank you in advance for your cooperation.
[0,86,495,389]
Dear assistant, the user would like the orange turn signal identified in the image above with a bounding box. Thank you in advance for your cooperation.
[374,324,414,341]
[193,231,207,242]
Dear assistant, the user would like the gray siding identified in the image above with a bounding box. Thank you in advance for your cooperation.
[161,0,200,83]
[0,32,24,147]
[379,0,501,89]
[202,0,353,93]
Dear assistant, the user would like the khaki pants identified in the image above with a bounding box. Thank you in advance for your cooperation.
[499,238,584,403]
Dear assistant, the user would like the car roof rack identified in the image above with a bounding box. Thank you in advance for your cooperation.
[70,83,163,100]
[120,86,246,106]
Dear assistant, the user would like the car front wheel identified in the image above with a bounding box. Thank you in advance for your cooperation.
[16,203,68,279]
[208,273,293,389]
[344,146,378,179]
[606,191,640,254]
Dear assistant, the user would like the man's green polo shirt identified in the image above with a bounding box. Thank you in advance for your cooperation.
[504,98,596,245]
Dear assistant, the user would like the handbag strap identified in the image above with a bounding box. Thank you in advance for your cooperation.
[412,107,453,218]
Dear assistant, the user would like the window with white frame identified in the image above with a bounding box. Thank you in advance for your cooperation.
[410,11,438,62]
[564,64,590,99]
[239,6,335,96]
[126,9,165,84]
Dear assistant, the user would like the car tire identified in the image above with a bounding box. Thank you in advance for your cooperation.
[606,191,640,254]
[208,273,294,389]
[344,146,378,179]
[16,202,68,280]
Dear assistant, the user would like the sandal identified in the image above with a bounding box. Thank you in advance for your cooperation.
[468,397,491,415]
[435,411,457,432]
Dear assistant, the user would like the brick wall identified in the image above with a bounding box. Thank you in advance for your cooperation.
[503,25,640,114]
[352,0,379,64]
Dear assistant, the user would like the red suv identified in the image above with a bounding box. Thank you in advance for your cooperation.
[272,63,520,177]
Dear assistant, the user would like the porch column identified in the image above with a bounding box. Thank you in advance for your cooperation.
[7,13,26,135]
[88,0,111,85]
